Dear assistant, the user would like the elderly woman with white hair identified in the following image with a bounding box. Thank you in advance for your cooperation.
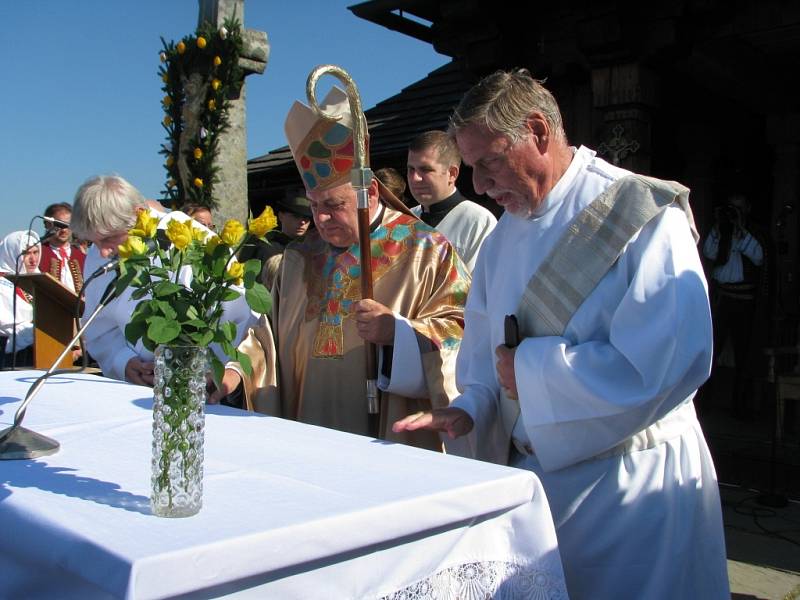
[0,230,41,368]
[71,174,258,388]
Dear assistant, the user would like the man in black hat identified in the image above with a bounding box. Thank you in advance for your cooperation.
[240,191,312,288]
[270,193,312,252]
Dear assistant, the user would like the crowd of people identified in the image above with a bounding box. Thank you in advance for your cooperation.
[0,68,739,598]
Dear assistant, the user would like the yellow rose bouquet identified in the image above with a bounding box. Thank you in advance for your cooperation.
[114,206,278,382]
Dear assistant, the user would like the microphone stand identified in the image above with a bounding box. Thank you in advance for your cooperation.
[0,277,118,460]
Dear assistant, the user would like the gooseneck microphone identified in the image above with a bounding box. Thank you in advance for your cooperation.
[84,256,122,282]
[81,236,161,288]
[41,216,71,229]
[0,233,167,457]
[0,274,120,459]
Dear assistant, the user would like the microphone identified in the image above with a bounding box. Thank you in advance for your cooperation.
[83,235,162,284]
[41,216,71,229]
[86,256,122,280]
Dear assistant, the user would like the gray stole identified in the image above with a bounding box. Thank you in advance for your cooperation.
[500,174,696,442]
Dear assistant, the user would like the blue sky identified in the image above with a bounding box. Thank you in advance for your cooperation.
[1,1,448,236]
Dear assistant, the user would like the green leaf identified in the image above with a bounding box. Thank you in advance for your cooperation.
[153,281,182,296]
[220,340,234,357]
[170,250,183,272]
[130,301,154,319]
[220,288,240,302]
[236,350,252,377]
[172,299,194,321]
[219,321,237,342]
[210,356,224,390]
[184,319,208,329]
[212,254,228,278]
[116,264,139,290]
[245,283,272,314]
[243,258,261,287]
[155,300,178,320]
[142,335,158,353]
[192,329,215,346]
[124,318,148,345]
[150,266,171,279]
[147,316,181,344]
[211,243,229,261]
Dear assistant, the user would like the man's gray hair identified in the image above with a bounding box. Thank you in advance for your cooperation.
[71,175,145,238]
[449,68,566,143]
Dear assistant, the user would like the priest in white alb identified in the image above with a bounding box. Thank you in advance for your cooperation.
[394,69,730,599]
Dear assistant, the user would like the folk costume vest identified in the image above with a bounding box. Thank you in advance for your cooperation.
[42,244,85,294]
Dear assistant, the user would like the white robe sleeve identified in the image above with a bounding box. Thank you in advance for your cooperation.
[435,200,497,273]
[377,315,426,398]
[450,256,511,464]
[81,246,139,381]
[516,208,713,471]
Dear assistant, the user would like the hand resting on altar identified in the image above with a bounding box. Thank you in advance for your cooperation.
[392,407,474,439]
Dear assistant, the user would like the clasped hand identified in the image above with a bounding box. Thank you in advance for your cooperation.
[353,299,395,345]
[125,357,155,387]
[495,344,518,399]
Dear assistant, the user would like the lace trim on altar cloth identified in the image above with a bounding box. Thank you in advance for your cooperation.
[378,560,567,600]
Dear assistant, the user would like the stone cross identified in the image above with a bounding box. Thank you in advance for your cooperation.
[195,0,269,226]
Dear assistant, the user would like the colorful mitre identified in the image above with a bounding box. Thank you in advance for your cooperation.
[284,86,364,193]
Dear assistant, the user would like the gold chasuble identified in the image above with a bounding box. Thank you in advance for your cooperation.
[237,203,469,451]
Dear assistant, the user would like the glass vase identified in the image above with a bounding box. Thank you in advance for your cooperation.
[151,344,208,518]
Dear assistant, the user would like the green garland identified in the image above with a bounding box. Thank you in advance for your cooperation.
[158,18,244,209]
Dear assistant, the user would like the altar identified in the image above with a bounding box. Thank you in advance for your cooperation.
[0,371,566,599]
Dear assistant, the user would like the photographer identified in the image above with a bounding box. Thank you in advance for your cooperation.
[702,193,764,418]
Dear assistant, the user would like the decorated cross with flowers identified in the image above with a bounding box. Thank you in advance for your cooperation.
[158,17,245,210]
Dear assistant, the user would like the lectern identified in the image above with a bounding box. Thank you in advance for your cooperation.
[7,273,82,369]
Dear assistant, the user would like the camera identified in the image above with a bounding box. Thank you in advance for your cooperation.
[715,204,741,226]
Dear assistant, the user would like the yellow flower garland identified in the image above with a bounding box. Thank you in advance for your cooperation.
[158,18,243,211]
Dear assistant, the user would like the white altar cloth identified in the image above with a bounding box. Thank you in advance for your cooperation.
[0,371,566,599]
